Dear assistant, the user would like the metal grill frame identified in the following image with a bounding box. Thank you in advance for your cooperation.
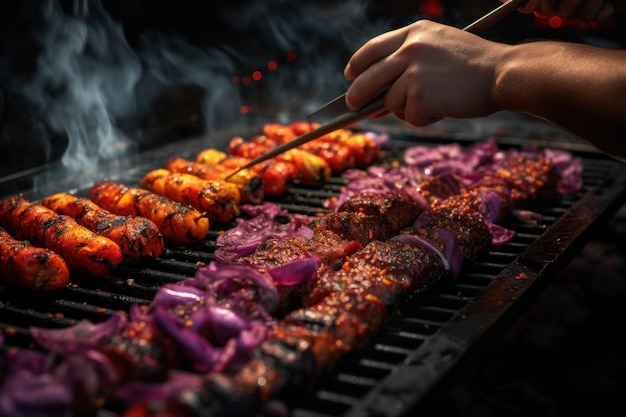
[1,131,626,417]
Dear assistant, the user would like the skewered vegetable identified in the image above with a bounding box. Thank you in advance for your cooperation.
[166,157,264,204]
[263,122,381,169]
[228,136,331,186]
[218,155,301,196]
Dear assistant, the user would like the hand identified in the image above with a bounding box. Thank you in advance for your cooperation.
[515,0,615,21]
[344,20,505,127]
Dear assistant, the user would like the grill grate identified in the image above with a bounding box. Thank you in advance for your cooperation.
[1,133,626,417]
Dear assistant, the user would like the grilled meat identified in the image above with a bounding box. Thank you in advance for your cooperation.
[117,287,380,417]
[240,228,362,272]
[281,289,387,371]
[415,173,463,202]
[425,194,494,261]
[98,315,176,385]
[495,153,556,198]
[141,169,241,223]
[0,197,123,277]
[41,193,165,263]
[238,228,362,314]
[90,182,209,245]
[251,333,316,395]
[338,191,424,226]
[171,330,316,412]
[313,212,387,246]
[314,192,425,245]
[307,239,447,308]
[0,226,70,290]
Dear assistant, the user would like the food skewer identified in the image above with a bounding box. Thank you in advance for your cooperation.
[0,197,123,277]
[0,227,70,290]
[41,193,165,263]
[90,182,210,245]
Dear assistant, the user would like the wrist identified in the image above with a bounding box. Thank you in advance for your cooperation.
[492,43,523,114]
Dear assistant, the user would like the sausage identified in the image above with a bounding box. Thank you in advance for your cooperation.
[89,182,209,245]
[0,227,70,290]
[41,193,165,263]
[140,169,241,223]
[0,197,123,277]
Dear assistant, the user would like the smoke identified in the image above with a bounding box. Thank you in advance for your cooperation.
[31,1,141,171]
[0,0,410,182]
[0,0,142,178]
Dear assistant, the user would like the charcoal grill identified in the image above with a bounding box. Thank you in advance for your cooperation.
[1,127,626,417]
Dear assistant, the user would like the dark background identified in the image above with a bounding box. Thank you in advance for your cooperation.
[1,0,624,178]
[0,2,625,416]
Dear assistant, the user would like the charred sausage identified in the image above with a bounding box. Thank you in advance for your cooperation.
[89,182,209,245]
[41,193,165,263]
[0,197,123,277]
[0,227,70,290]
[141,169,241,223]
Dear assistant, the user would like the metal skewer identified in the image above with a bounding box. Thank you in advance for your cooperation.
[225,0,527,180]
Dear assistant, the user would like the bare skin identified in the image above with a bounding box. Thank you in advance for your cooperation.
[344,0,626,160]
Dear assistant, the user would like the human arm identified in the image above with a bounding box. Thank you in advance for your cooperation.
[344,16,626,159]
[494,39,626,158]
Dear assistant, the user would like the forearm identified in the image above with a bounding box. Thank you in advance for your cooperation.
[494,41,626,158]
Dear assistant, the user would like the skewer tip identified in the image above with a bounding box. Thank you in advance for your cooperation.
[224,167,244,181]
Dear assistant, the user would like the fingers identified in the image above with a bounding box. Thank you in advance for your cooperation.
[393,110,442,127]
[345,39,412,111]
[383,70,441,128]
[383,76,408,117]
[344,27,408,81]
[344,27,411,111]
